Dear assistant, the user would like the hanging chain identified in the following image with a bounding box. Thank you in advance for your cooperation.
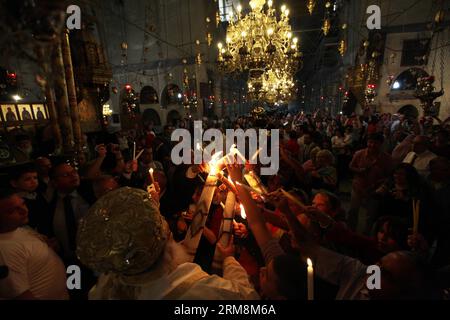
[439,29,445,90]
[431,31,439,76]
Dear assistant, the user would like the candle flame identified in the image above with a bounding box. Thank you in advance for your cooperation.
[240,204,246,219]
[307,258,313,268]
[208,152,223,175]
[149,168,154,174]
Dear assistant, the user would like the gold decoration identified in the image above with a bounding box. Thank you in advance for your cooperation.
[196,53,202,65]
[322,18,330,35]
[325,2,331,8]
[435,10,445,23]
[216,11,221,27]
[339,39,346,56]
[206,33,213,46]
[76,187,169,275]
[307,0,316,15]
[342,23,347,30]
[217,0,300,103]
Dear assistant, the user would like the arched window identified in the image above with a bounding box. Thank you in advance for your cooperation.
[142,108,161,126]
[140,86,159,104]
[391,68,428,91]
[167,109,181,126]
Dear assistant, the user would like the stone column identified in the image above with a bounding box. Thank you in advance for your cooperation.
[61,30,83,153]
[52,41,74,154]
[35,45,62,152]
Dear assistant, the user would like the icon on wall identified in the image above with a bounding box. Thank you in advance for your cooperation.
[32,104,48,120]
[1,104,19,122]
[18,104,33,120]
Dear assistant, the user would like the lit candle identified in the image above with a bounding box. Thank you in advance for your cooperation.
[133,142,136,160]
[148,168,154,185]
[239,203,246,219]
[307,258,314,300]
[184,153,222,258]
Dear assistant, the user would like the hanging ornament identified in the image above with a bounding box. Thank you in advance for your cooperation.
[435,10,445,24]
[216,11,221,27]
[342,23,347,30]
[363,40,370,48]
[206,17,211,23]
[307,0,316,15]
[325,2,331,9]
[365,84,377,105]
[339,39,346,56]
[386,75,394,87]
[121,42,128,50]
[206,33,213,46]
[322,18,330,35]
[112,87,118,94]
[196,53,202,65]
[415,76,444,115]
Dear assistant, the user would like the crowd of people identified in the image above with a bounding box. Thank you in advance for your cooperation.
[0,108,449,300]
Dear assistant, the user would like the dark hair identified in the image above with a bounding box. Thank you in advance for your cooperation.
[272,254,307,300]
[393,163,423,195]
[315,190,341,212]
[288,130,298,139]
[0,188,17,201]
[367,132,384,143]
[373,216,409,250]
[8,163,38,182]
[49,162,72,180]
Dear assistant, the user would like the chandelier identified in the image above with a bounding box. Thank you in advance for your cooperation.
[217,0,300,102]
[248,68,295,103]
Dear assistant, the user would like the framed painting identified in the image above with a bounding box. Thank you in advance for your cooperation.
[1,104,19,122]
[17,104,33,120]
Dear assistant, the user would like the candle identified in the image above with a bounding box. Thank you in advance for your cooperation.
[307,258,314,300]
[235,181,264,195]
[149,168,154,185]
[280,188,307,211]
[239,203,246,219]
[135,148,144,160]
[212,185,236,271]
[184,153,221,258]
[413,199,420,234]
[244,171,268,195]
[133,142,136,160]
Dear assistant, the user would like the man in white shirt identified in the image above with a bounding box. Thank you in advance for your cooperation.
[0,189,69,300]
[403,135,437,177]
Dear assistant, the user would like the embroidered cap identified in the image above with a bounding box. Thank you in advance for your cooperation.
[76,187,169,275]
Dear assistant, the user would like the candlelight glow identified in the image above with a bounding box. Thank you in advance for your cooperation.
[240,204,246,219]
[208,152,223,176]
[307,258,313,267]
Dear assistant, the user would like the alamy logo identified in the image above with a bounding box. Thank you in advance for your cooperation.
[171,121,279,175]
[66,265,81,290]
[366,265,381,290]
[66,5,81,30]
[366,5,381,30]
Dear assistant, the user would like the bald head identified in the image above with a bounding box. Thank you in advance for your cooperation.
[371,251,429,299]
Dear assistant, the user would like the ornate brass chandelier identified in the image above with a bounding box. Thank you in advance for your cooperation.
[248,68,295,103]
[217,0,300,102]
